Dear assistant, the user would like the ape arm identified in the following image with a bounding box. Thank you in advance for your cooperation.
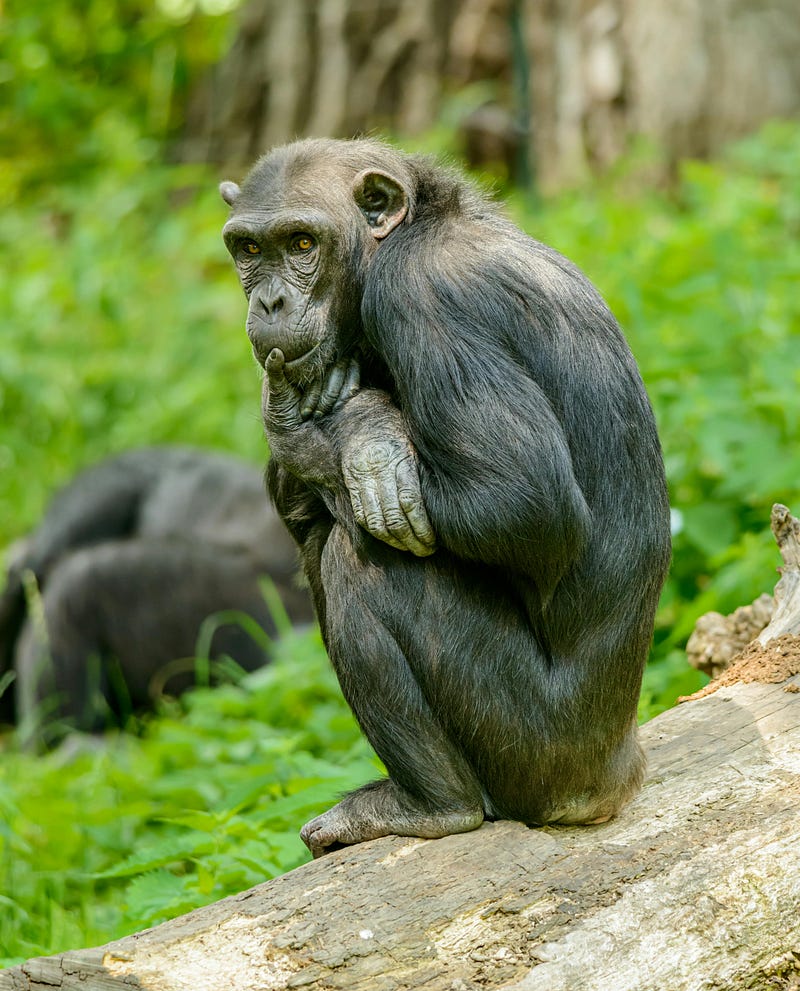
[262,351,436,557]
[362,225,593,593]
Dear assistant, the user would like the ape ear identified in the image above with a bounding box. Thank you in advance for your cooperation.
[219,181,241,206]
[352,170,408,240]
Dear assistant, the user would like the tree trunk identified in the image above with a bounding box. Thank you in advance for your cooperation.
[520,0,800,189]
[181,0,800,189]
[4,508,800,991]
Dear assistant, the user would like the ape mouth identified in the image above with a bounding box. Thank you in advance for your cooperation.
[284,343,320,370]
[253,341,320,372]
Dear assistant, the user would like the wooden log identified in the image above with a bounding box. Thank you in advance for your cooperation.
[2,673,799,991]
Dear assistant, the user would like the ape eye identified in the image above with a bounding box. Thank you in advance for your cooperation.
[290,233,316,253]
[241,241,261,255]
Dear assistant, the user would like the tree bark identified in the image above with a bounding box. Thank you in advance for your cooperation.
[520,0,800,189]
[180,0,800,190]
[4,506,800,991]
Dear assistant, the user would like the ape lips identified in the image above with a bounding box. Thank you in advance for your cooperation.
[221,137,671,858]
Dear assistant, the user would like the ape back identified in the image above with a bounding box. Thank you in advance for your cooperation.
[222,138,671,854]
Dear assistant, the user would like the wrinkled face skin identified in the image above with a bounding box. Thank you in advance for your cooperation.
[221,140,411,388]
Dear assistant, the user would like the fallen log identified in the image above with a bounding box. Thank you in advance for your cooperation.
[3,506,800,991]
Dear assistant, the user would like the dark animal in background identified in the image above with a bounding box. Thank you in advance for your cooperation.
[0,447,312,737]
[220,137,671,857]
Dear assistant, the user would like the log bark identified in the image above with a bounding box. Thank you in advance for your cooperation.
[2,675,799,991]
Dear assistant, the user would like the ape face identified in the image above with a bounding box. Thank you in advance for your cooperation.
[221,142,410,387]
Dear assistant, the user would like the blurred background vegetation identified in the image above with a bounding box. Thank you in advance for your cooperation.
[1,0,799,965]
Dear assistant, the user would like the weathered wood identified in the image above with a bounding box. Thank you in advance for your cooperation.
[3,675,799,991]
[686,593,773,678]
[758,504,800,646]
[687,505,800,694]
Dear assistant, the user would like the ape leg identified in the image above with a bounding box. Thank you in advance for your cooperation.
[300,525,485,857]
[302,525,646,854]
[14,540,278,743]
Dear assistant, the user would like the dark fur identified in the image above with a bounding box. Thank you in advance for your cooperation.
[0,447,312,737]
[222,138,671,851]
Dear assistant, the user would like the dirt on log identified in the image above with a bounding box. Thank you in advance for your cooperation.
[3,504,800,991]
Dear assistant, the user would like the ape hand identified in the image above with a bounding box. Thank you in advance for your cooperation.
[263,350,341,489]
[300,359,360,421]
[267,354,434,555]
[342,435,436,557]
[263,349,305,434]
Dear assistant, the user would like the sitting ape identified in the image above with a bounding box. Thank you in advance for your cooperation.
[220,138,671,856]
[0,447,312,737]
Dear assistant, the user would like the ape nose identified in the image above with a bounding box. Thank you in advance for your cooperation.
[259,294,284,319]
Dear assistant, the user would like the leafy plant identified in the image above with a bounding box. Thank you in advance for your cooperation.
[0,0,240,199]
[0,629,376,965]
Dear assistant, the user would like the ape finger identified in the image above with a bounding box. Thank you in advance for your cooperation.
[345,463,406,552]
[265,349,302,432]
[383,475,436,557]
[338,359,361,408]
[300,378,323,421]
[314,362,347,418]
[356,475,408,553]
[396,462,437,556]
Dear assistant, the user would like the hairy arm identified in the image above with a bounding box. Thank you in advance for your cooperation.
[361,223,592,592]
[262,350,435,557]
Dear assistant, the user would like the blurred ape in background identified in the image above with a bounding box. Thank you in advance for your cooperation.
[0,447,313,740]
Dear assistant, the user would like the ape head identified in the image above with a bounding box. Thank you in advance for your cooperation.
[220,139,424,387]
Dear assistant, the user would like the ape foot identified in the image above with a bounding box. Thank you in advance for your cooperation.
[300,779,484,858]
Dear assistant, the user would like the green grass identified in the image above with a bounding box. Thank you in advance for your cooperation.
[0,629,377,966]
[1,121,800,962]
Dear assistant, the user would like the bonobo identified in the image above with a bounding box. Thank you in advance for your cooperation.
[0,447,312,737]
[220,138,671,857]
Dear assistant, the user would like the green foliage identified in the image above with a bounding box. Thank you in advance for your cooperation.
[0,629,377,965]
[0,164,265,543]
[0,0,239,199]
